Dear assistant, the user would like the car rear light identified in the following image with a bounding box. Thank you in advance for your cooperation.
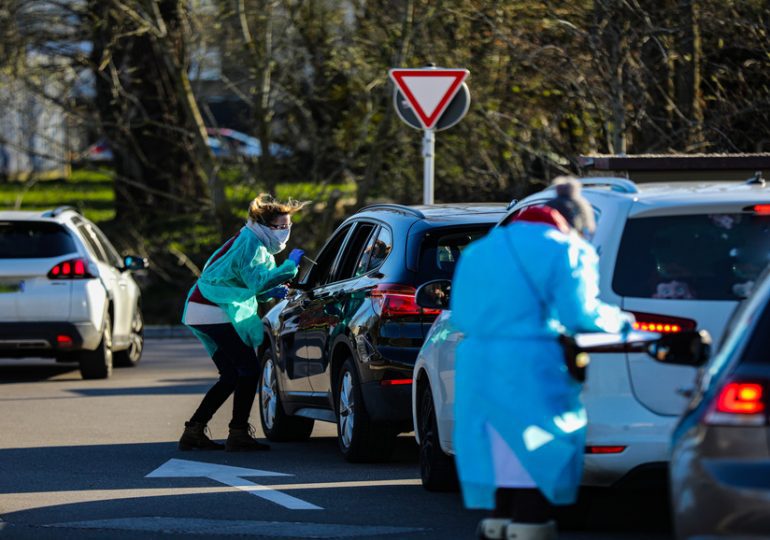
[369,284,440,318]
[585,445,626,454]
[746,204,770,215]
[56,335,74,348]
[380,379,412,386]
[48,258,95,279]
[705,380,768,426]
[629,311,696,333]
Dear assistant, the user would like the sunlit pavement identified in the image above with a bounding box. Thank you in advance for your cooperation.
[0,339,670,539]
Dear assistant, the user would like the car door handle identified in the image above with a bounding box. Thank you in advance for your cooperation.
[676,386,695,399]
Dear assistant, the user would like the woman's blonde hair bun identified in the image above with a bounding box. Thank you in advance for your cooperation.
[248,193,308,224]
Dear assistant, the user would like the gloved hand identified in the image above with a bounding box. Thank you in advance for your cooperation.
[264,285,289,300]
[288,249,304,266]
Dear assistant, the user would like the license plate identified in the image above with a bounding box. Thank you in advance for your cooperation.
[0,282,21,293]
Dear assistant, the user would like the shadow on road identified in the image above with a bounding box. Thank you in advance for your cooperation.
[0,363,79,384]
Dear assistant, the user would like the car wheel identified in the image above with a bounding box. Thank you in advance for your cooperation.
[336,357,397,463]
[418,384,458,492]
[114,308,144,367]
[259,349,314,441]
[79,312,113,380]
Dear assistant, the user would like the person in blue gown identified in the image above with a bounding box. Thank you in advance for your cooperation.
[450,177,633,540]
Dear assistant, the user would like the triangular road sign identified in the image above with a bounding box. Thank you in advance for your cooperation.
[389,68,469,130]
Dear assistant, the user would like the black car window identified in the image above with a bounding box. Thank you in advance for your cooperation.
[0,221,77,259]
[90,224,123,267]
[357,226,392,276]
[304,224,352,288]
[613,213,770,300]
[334,223,377,282]
[739,291,770,366]
[418,226,490,282]
[77,224,108,263]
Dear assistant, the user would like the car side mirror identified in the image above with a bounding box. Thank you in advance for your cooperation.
[646,330,712,367]
[415,279,452,311]
[123,255,149,272]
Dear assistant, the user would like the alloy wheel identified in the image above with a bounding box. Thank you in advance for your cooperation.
[261,359,277,430]
[339,371,355,449]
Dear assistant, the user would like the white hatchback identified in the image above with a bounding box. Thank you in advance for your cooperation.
[412,177,770,491]
[0,207,148,379]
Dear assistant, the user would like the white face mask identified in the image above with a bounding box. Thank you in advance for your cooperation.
[270,228,291,246]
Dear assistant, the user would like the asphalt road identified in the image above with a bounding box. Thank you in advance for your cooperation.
[0,338,671,539]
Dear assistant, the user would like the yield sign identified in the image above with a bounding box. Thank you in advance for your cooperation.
[389,68,469,130]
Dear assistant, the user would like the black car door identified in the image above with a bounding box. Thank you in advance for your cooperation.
[276,224,353,399]
[301,222,379,395]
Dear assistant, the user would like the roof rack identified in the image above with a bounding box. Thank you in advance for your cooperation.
[358,204,425,219]
[42,206,78,218]
[579,177,639,194]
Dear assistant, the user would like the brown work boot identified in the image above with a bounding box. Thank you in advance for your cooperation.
[226,424,270,452]
[178,421,225,451]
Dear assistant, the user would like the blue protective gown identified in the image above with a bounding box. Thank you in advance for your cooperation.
[450,222,629,509]
[182,226,297,356]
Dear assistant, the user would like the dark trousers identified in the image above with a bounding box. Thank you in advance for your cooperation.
[189,323,259,429]
[493,488,555,523]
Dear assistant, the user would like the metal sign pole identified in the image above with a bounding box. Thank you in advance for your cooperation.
[423,129,435,205]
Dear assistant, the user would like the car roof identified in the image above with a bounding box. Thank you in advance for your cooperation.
[0,207,79,222]
[518,178,770,217]
[352,203,508,226]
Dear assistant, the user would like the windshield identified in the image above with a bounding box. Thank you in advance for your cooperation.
[613,213,770,300]
[0,221,77,259]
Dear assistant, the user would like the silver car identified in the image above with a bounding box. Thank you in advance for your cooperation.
[668,267,770,539]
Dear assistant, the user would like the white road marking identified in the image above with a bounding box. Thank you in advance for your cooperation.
[146,459,321,510]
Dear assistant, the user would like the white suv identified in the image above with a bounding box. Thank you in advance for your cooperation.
[412,177,770,491]
[0,207,148,379]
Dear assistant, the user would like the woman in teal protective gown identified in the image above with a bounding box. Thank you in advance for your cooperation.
[450,178,632,540]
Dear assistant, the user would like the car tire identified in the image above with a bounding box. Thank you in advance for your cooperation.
[418,384,459,492]
[336,357,397,463]
[114,308,144,367]
[79,312,113,380]
[259,349,314,441]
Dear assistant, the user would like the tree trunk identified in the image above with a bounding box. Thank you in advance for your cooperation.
[88,0,229,231]
[675,0,705,149]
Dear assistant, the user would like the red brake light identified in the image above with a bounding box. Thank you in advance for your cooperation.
[370,284,440,318]
[705,380,768,426]
[629,311,696,333]
[380,379,413,386]
[585,446,626,454]
[716,382,765,415]
[48,258,95,279]
[750,204,770,215]
[56,335,74,348]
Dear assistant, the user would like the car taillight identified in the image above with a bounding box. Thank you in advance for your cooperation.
[48,258,95,279]
[746,204,770,215]
[585,445,626,454]
[629,311,696,333]
[369,284,440,318]
[705,380,768,426]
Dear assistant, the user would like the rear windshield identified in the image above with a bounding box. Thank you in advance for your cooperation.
[418,226,490,281]
[0,221,77,259]
[613,213,770,300]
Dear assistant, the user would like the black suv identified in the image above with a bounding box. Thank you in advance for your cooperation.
[259,203,507,461]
